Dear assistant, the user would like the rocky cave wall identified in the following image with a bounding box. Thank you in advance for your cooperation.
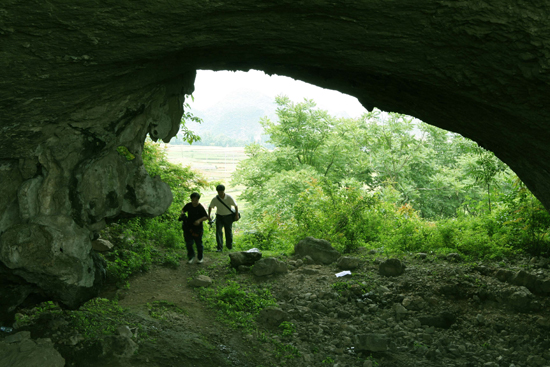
[1,0,550,313]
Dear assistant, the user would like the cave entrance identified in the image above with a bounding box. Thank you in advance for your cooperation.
[165,69,514,221]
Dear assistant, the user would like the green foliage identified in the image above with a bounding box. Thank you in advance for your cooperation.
[198,280,277,331]
[278,321,296,337]
[116,146,135,160]
[231,95,550,260]
[179,94,203,144]
[18,299,149,343]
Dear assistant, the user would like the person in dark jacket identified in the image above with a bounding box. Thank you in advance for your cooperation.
[179,192,209,264]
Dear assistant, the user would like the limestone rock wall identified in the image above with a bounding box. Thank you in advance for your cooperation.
[0,66,195,310]
[0,1,550,310]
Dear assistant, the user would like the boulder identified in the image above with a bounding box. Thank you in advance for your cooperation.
[337,256,361,270]
[0,332,65,367]
[379,258,406,277]
[252,257,288,277]
[294,237,341,265]
[229,249,262,269]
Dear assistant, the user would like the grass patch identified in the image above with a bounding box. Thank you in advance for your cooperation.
[198,280,277,331]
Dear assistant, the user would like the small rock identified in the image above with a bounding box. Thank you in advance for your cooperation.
[337,256,360,270]
[92,238,114,252]
[379,258,405,277]
[189,275,213,287]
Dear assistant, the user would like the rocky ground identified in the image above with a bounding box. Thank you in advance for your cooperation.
[1,246,550,367]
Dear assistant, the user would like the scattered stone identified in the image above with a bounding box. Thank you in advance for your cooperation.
[508,287,534,311]
[418,311,456,329]
[379,258,406,277]
[509,270,538,290]
[354,333,388,352]
[189,275,213,288]
[495,269,513,282]
[303,255,315,265]
[257,307,289,326]
[252,257,288,276]
[229,250,262,269]
[92,238,114,252]
[402,295,426,311]
[295,259,304,267]
[294,237,341,264]
[337,256,361,270]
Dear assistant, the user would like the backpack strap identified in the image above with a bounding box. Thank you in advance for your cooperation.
[217,195,234,213]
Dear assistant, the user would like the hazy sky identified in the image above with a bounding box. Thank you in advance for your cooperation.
[189,69,368,118]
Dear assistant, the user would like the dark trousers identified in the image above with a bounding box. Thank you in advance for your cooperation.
[215,214,233,250]
[184,231,203,260]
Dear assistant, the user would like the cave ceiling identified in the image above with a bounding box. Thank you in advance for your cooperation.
[0,0,549,309]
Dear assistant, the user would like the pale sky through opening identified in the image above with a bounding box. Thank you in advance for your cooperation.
[189,69,368,118]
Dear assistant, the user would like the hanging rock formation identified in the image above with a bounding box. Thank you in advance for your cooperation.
[1,1,549,312]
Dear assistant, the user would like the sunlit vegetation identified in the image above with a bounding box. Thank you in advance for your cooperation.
[103,95,550,287]
[231,95,550,258]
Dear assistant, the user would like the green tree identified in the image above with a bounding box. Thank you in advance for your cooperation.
[260,95,332,168]
[460,144,508,213]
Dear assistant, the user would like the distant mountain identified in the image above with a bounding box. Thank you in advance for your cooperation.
[184,89,277,142]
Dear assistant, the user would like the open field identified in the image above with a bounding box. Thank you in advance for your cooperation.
[165,145,248,208]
